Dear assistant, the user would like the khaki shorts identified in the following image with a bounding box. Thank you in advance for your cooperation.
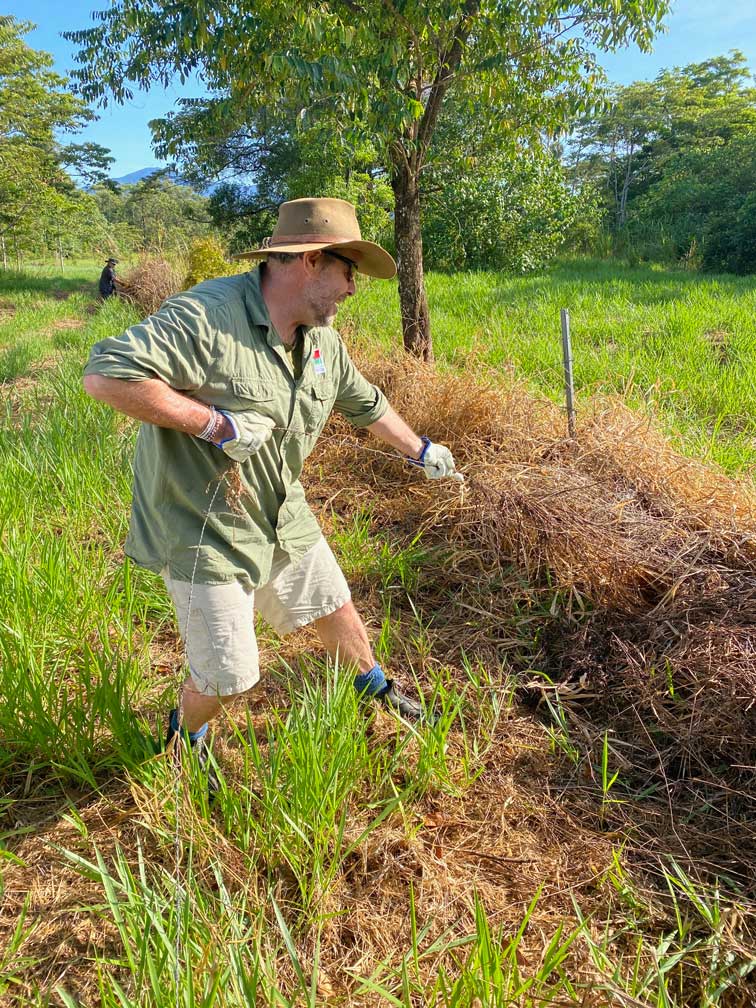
[161,537,351,696]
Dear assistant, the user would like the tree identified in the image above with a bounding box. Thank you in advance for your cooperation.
[419,101,588,272]
[165,109,394,256]
[630,131,756,273]
[569,51,756,263]
[91,174,216,255]
[67,0,670,358]
[0,16,112,261]
[569,79,662,228]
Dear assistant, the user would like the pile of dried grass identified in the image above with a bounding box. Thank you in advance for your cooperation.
[119,255,183,316]
[310,349,756,885]
[357,352,756,612]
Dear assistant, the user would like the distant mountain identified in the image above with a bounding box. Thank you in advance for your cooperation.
[110,166,221,195]
[112,166,167,185]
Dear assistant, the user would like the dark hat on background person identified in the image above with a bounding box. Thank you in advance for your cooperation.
[106,257,118,264]
[236,198,396,279]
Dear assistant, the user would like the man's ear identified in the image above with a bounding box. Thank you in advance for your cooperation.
[302,250,324,276]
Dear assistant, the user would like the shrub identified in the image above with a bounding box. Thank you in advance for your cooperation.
[183,237,238,288]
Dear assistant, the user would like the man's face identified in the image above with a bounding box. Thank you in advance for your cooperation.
[303,252,356,326]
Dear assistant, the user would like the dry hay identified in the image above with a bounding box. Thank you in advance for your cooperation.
[0,710,624,1007]
[355,351,756,612]
[307,350,756,891]
[119,255,183,316]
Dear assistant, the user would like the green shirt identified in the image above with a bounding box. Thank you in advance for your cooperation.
[84,267,388,587]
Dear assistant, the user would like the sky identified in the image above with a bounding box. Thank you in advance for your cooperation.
[9,0,756,179]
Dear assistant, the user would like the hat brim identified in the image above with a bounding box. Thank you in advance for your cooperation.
[235,239,396,280]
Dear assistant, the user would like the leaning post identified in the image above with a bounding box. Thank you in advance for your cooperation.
[560,308,577,439]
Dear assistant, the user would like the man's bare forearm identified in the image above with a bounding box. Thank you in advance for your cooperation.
[365,405,424,458]
[82,374,218,437]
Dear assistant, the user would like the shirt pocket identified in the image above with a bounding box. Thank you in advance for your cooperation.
[231,378,276,404]
[224,377,282,428]
[300,378,335,434]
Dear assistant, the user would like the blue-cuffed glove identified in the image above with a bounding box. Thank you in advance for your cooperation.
[408,436,460,480]
[216,409,275,462]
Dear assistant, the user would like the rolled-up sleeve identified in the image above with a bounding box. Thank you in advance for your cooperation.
[332,337,388,428]
[83,295,215,391]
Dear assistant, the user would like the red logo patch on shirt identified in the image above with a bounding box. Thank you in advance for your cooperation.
[313,348,326,375]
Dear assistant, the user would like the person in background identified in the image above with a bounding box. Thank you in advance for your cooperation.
[83,198,460,790]
[98,257,120,299]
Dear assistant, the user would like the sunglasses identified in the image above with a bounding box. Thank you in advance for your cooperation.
[323,249,359,280]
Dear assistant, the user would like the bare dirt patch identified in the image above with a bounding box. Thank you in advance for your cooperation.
[50,318,83,331]
[0,355,60,421]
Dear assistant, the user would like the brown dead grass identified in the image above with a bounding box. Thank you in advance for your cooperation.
[0,711,623,1007]
[343,353,756,864]
[119,256,183,316]
[49,318,82,331]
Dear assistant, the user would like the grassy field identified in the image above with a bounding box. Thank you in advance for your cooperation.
[344,258,756,475]
[1,260,754,1006]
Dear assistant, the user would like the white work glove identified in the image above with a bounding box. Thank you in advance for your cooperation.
[216,409,275,462]
[409,437,463,481]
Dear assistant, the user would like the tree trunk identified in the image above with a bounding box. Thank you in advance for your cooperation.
[618,141,635,228]
[391,158,432,361]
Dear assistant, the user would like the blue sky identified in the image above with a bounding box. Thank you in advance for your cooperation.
[10,0,756,179]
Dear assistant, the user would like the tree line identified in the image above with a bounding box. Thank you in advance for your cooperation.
[570,51,756,274]
[3,8,755,357]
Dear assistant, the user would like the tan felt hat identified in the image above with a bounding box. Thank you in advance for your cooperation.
[236,197,396,279]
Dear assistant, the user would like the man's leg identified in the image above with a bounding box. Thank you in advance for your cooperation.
[313,600,426,721]
[313,599,374,672]
[180,679,239,733]
[256,539,431,722]
[162,569,261,735]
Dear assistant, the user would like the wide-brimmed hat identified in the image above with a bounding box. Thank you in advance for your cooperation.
[236,198,396,279]
[106,258,118,264]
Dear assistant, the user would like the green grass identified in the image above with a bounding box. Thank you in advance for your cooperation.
[1,259,755,1005]
[0,261,112,381]
[344,258,756,474]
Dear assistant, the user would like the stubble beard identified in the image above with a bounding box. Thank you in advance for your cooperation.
[308,299,338,328]
[305,278,341,328]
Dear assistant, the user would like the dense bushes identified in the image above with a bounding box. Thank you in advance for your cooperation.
[422,150,591,273]
[183,237,243,288]
[572,54,756,274]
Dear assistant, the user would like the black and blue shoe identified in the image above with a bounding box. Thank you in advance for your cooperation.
[165,708,220,800]
[375,680,434,724]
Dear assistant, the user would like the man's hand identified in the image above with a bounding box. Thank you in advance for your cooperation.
[417,439,458,480]
[216,409,276,462]
[364,407,463,482]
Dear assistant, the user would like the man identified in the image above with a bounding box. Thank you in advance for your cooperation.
[83,198,459,776]
[98,257,120,299]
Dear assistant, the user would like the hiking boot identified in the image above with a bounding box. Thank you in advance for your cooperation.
[165,709,220,800]
[375,679,436,725]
